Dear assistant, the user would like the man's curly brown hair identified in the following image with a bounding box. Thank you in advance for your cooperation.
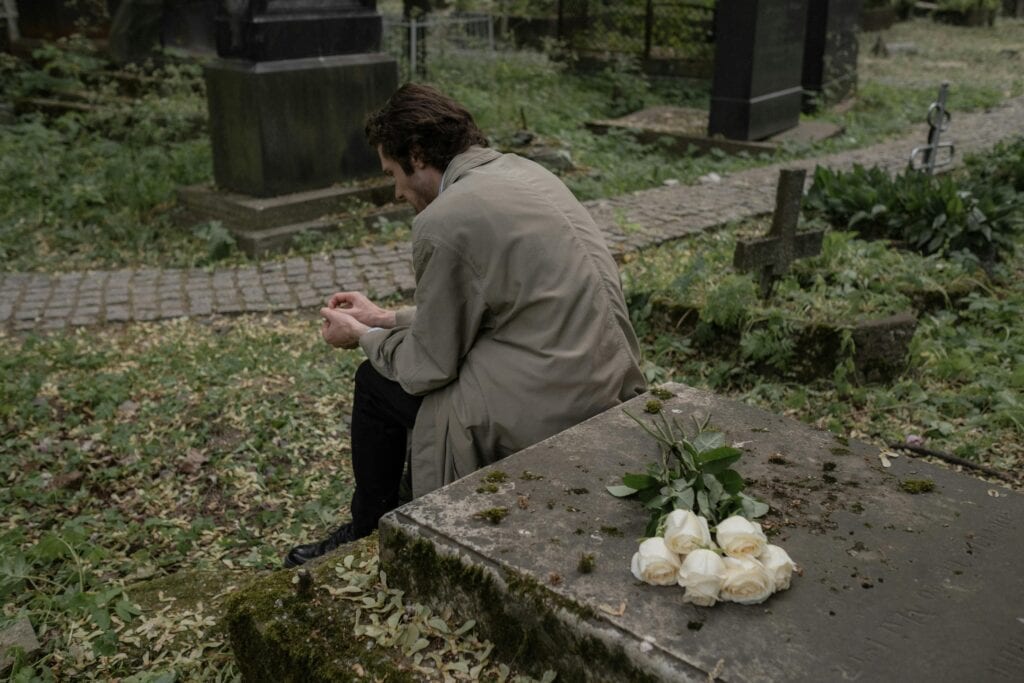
[365,83,488,175]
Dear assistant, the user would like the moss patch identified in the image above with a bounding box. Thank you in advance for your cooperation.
[474,507,510,524]
[220,536,521,681]
[650,387,675,400]
[380,527,659,683]
[899,478,936,494]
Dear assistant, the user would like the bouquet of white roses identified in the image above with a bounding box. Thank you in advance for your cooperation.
[630,510,798,606]
[612,406,798,606]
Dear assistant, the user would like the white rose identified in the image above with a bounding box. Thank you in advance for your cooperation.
[663,509,712,556]
[630,537,681,586]
[720,557,775,605]
[715,515,768,558]
[758,544,797,591]
[677,548,726,607]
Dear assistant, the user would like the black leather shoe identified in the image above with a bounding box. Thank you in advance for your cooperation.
[283,522,366,568]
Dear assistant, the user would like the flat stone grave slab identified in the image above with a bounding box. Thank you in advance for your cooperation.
[587,106,843,157]
[380,383,1024,682]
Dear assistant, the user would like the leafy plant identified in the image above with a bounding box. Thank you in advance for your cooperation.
[966,137,1024,194]
[607,411,769,536]
[804,162,1024,262]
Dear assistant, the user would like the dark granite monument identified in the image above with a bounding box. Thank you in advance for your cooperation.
[802,0,862,111]
[204,0,397,197]
[708,0,808,141]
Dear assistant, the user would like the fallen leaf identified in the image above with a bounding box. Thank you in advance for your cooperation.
[178,449,208,475]
[117,400,139,418]
[879,450,900,468]
[598,601,627,616]
[708,658,726,682]
[50,470,84,490]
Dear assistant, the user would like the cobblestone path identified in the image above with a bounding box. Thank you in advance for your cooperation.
[3,95,1022,333]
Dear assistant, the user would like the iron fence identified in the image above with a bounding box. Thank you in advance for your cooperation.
[555,0,714,61]
[382,12,496,78]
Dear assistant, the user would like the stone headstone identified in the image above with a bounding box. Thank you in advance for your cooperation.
[204,0,397,197]
[380,384,1024,682]
[733,168,824,297]
[708,0,808,141]
[802,0,862,111]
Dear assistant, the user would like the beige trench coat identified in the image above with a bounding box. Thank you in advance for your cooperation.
[360,147,645,497]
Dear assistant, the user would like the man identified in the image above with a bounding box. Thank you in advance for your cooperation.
[284,84,645,568]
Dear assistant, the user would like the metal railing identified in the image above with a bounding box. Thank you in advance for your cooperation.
[556,0,714,61]
[382,13,496,78]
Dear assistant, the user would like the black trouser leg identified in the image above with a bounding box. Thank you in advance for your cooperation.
[349,361,423,535]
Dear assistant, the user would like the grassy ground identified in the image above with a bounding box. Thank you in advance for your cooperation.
[2,314,360,679]
[0,18,1021,272]
[623,227,1023,473]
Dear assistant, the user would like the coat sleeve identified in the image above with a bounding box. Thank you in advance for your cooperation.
[359,238,486,396]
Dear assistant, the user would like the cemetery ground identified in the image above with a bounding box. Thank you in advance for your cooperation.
[1,18,1023,272]
[2,16,1024,683]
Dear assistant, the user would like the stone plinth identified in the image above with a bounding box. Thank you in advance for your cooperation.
[708,0,809,141]
[380,384,1024,682]
[176,179,410,256]
[204,53,398,198]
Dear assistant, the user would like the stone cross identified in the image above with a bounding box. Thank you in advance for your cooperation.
[733,168,824,298]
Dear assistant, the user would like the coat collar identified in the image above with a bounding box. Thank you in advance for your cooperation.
[438,146,502,194]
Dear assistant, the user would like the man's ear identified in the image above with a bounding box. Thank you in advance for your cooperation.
[409,145,427,170]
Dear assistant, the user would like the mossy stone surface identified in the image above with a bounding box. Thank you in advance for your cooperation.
[220,537,415,682]
[378,384,1024,682]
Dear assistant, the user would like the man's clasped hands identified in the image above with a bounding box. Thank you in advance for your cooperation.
[320,292,399,349]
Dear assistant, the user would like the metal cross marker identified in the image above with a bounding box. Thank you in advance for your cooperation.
[909,82,955,174]
[733,168,824,298]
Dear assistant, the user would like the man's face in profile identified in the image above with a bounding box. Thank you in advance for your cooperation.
[378,147,442,215]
